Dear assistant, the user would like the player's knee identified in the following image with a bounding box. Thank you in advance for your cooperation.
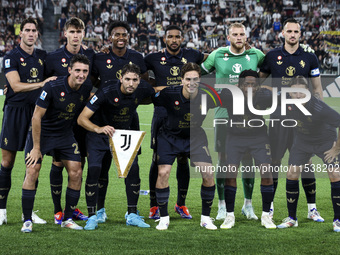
[69,168,83,182]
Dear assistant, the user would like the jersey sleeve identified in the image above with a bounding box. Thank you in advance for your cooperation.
[3,54,18,74]
[152,87,170,106]
[259,52,272,74]
[44,54,54,77]
[201,49,217,75]
[135,54,148,74]
[86,88,105,113]
[255,48,265,68]
[36,83,53,109]
[144,53,154,71]
[308,53,320,77]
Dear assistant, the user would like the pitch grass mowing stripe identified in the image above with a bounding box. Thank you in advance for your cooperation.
[0,96,339,254]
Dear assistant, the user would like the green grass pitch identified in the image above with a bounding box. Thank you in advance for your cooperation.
[0,96,339,255]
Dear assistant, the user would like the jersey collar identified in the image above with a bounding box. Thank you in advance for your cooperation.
[63,44,84,58]
[110,48,129,60]
[165,48,183,59]
[281,45,302,56]
[17,45,36,58]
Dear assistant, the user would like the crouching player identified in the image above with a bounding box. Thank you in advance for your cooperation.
[22,54,92,232]
[277,76,340,232]
[219,70,275,229]
[153,62,217,230]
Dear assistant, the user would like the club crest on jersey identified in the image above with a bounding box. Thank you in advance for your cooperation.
[160,57,166,65]
[20,57,26,66]
[39,59,43,66]
[286,66,296,76]
[299,60,305,68]
[61,58,68,68]
[223,53,229,61]
[106,59,113,69]
[181,57,187,64]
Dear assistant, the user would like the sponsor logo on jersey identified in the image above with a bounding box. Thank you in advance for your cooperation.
[286,66,296,76]
[232,63,242,73]
[40,90,47,100]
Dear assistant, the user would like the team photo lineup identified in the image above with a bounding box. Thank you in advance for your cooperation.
[1,0,340,236]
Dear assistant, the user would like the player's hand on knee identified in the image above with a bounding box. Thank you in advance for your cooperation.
[95,125,115,137]
[26,148,42,168]
[324,142,340,163]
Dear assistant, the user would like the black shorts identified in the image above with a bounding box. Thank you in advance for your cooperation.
[150,106,167,149]
[157,130,189,165]
[0,103,34,151]
[225,133,271,166]
[268,114,295,162]
[73,124,87,158]
[190,127,212,164]
[289,138,339,167]
[86,132,111,168]
[25,132,81,163]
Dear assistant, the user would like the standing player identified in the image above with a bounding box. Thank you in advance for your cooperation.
[77,63,155,230]
[144,25,207,220]
[0,17,57,225]
[154,63,217,230]
[260,18,324,221]
[45,17,95,225]
[218,70,275,229]
[21,54,92,232]
[201,23,265,220]
[276,76,340,232]
[87,21,148,225]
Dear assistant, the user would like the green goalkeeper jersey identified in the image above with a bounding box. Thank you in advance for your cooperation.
[201,46,265,118]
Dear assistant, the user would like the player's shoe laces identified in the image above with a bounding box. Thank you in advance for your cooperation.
[174,204,192,219]
[220,215,235,229]
[54,211,64,225]
[97,208,107,223]
[149,206,160,220]
[61,218,83,230]
[333,219,340,232]
[200,215,217,230]
[21,210,46,224]
[277,217,298,228]
[261,215,276,229]
[241,205,258,220]
[307,208,324,222]
[156,216,169,230]
[21,220,33,233]
[72,208,88,221]
[84,215,98,230]
[0,209,7,225]
[216,205,226,220]
[126,213,150,228]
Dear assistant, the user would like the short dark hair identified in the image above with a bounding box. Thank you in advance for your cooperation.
[108,21,130,36]
[181,62,201,78]
[283,18,300,29]
[121,63,140,77]
[20,17,38,31]
[165,25,183,36]
[64,17,85,31]
[289,75,308,87]
[238,69,259,87]
[69,54,90,69]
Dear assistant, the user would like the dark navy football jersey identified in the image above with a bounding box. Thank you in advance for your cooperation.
[220,88,273,135]
[86,79,154,129]
[144,48,204,87]
[92,48,147,85]
[260,46,320,90]
[36,76,92,137]
[152,85,214,138]
[45,45,95,78]
[3,46,47,104]
[286,96,340,144]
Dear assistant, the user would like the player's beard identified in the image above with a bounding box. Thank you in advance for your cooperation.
[230,41,245,51]
[167,43,181,53]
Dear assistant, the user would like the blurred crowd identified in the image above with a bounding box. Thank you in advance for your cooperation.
[1,0,340,74]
